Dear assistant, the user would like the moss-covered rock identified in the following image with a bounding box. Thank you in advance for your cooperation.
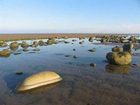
[106,52,132,65]
[0,49,10,57]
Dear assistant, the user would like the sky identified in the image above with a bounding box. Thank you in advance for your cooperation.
[0,0,140,33]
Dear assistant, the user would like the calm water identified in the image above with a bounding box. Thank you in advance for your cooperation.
[0,38,140,105]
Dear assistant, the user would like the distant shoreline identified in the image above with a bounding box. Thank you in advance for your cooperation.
[0,33,139,41]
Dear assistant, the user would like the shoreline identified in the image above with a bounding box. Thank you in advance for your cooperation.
[0,33,139,41]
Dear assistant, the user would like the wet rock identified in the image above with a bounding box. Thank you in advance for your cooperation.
[79,41,84,44]
[73,55,77,59]
[32,41,38,47]
[15,71,23,75]
[88,37,94,42]
[21,41,29,49]
[112,46,123,52]
[90,63,96,67]
[123,43,133,53]
[0,41,8,47]
[64,41,70,44]
[106,52,132,65]
[0,49,10,57]
[17,71,62,92]
[73,49,76,51]
[46,38,56,45]
[10,42,19,51]
[38,40,45,46]
[65,55,71,57]
[88,48,96,52]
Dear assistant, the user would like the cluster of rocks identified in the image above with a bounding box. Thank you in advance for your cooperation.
[106,43,133,65]
[99,35,140,43]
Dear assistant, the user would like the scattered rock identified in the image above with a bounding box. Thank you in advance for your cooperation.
[0,49,10,57]
[21,41,29,49]
[47,38,56,45]
[0,41,8,47]
[32,41,38,47]
[15,71,23,75]
[90,63,96,67]
[73,49,76,51]
[38,40,45,46]
[10,42,19,51]
[88,48,96,52]
[23,48,29,52]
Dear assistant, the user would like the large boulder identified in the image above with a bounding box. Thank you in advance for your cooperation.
[38,40,45,46]
[17,71,62,92]
[106,52,132,65]
[0,49,10,57]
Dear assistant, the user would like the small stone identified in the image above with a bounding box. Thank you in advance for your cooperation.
[90,63,96,67]
[15,71,23,75]
[73,49,76,51]
[73,55,77,59]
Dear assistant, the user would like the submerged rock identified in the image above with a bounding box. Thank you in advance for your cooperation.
[106,52,132,65]
[90,63,96,67]
[0,49,10,57]
[88,48,96,52]
[17,71,62,92]
[15,71,23,75]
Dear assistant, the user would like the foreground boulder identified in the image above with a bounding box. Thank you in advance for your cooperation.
[0,49,10,57]
[17,71,62,92]
[106,52,132,65]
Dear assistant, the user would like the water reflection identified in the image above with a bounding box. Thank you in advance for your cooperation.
[105,64,131,74]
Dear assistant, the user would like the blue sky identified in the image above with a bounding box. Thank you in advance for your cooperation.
[0,0,140,33]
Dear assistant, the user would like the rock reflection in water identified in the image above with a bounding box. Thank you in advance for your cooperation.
[105,64,131,74]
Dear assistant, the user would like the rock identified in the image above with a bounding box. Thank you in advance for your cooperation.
[90,63,96,67]
[123,43,133,53]
[88,48,96,52]
[112,46,123,52]
[10,42,19,51]
[65,55,71,57]
[15,71,23,75]
[73,49,76,51]
[106,64,130,74]
[88,37,94,42]
[17,71,62,92]
[46,38,56,45]
[64,41,70,44]
[21,41,29,49]
[32,41,38,47]
[73,55,77,59]
[106,52,132,65]
[0,41,8,47]
[0,49,10,57]
[79,41,84,44]
[38,40,45,46]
